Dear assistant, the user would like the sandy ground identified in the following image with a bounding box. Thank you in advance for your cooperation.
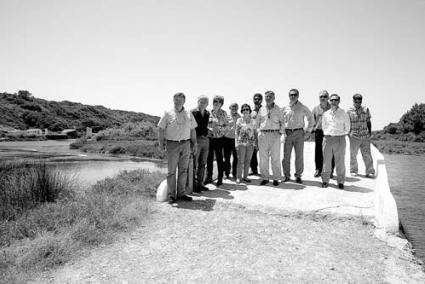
[29,201,424,284]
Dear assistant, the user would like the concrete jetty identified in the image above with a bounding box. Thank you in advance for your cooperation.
[197,141,399,234]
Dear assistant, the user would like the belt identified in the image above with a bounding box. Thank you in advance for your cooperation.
[285,128,303,133]
[260,129,280,133]
[166,139,190,143]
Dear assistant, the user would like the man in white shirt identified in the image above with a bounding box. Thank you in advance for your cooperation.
[321,94,350,189]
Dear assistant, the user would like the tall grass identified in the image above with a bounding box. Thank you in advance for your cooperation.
[0,160,74,221]
[0,167,165,283]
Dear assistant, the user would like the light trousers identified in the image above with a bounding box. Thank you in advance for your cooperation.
[166,140,190,198]
[236,144,254,179]
[258,132,282,180]
[283,129,304,178]
[322,135,346,184]
[349,136,375,175]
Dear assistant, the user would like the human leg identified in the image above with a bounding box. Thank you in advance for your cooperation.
[214,137,225,182]
[360,138,375,175]
[283,133,293,178]
[321,136,333,184]
[270,132,282,180]
[231,141,238,178]
[205,138,214,182]
[177,141,190,196]
[294,130,304,178]
[334,136,346,185]
[244,145,254,179]
[166,141,180,198]
[349,136,361,174]
[223,137,232,177]
[258,132,270,180]
[315,129,324,172]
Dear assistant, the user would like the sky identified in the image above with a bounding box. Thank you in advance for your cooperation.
[1,0,425,129]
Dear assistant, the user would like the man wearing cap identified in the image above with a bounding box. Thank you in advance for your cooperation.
[158,92,198,203]
[191,95,210,193]
[255,90,285,186]
[347,94,375,177]
[282,89,314,184]
[250,93,263,176]
[321,94,351,189]
[223,103,240,179]
[312,90,334,177]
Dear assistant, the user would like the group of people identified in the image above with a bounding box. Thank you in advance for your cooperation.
[158,90,375,203]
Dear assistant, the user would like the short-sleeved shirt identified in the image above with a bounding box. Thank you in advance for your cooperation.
[282,101,314,132]
[312,103,331,130]
[256,103,285,133]
[225,113,241,139]
[158,107,197,141]
[208,108,229,138]
[322,107,351,136]
[347,106,371,139]
[236,117,257,147]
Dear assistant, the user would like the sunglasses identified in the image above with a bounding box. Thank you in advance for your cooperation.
[289,93,298,97]
[320,96,328,98]
[213,100,220,103]
[241,108,250,112]
[330,99,339,102]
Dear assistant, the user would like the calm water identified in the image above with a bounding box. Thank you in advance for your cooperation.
[384,154,425,262]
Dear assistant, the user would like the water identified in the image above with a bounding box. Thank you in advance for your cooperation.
[0,140,167,186]
[384,154,425,262]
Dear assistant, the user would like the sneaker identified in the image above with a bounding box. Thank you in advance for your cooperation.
[283,177,290,182]
[178,195,193,201]
[365,173,375,178]
[260,180,269,185]
[273,180,279,186]
[242,178,251,183]
[295,177,303,184]
[168,196,177,204]
[322,182,328,188]
[314,170,321,178]
[338,183,344,189]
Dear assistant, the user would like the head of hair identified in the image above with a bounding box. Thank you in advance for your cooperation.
[289,89,299,96]
[353,93,363,100]
[240,103,252,113]
[253,93,263,99]
[173,92,186,100]
[265,90,275,97]
[330,94,340,101]
[319,90,329,97]
[213,95,224,105]
[197,95,209,102]
[229,103,238,109]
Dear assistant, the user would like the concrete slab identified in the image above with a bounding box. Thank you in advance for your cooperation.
[194,140,399,233]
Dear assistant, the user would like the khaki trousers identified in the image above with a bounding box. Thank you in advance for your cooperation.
[322,135,346,184]
[258,131,282,180]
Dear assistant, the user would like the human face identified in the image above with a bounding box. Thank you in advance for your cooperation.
[212,99,222,111]
[289,91,299,104]
[319,94,329,104]
[230,105,239,114]
[353,98,362,108]
[253,95,262,106]
[329,96,340,108]
[198,98,209,110]
[264,93,275,105]
[173,96,185,110]
[241,106,250,117]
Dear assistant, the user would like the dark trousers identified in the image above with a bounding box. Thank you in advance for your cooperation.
[206,137,225,182]
[315,129,335,173]
[250,148,259,174]
[223,137,237,177]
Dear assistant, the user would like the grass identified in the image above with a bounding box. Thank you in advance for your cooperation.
[371,139,425,155]
[0,165,165,283]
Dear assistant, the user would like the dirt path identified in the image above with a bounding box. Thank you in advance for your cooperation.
[30,200,424,283]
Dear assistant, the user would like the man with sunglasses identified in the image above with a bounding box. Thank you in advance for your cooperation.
[321,94,350,189]
[158,92,198,203]
[255,90,285,186]
[282,89,314,184]
[249,93,263,176]
[347,94,375,177]
[312,90,334,178]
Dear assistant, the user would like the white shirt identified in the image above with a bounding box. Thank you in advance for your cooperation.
[322,107,350,136]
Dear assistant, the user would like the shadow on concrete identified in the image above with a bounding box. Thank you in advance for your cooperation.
[201,189,234,199]
[302,180,325,188]
[176,198,216,211]
[275,182,305,190]
[344,176,361,182]
[328,184,373,193]
[219,183,248,191]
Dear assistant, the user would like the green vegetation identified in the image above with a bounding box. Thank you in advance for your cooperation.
[0,90,158,133]
[0,161,165,283]
[70,122,164,159]
[372,103,425,155]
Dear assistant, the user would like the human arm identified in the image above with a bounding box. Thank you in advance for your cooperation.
[304,106,314,133]
[366,108,372,136]
[343,112,351,135]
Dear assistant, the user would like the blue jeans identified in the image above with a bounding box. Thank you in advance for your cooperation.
[166,140,190,198]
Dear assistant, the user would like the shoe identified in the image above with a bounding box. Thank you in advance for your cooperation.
[242,178,251,183]
[216,179,223,186]
[260,180,269,185]
[168,196,177,204]
[322,182,328,188]
[283,177,290,182]
[314,170,321,178]
[330,173,334,179]
[178,195,193,201]
[199,185,209,191]
[350,172,358,177]
[273,180,279,186]
[204,178,213,185]
[236,178,241,184]
[296,177,303,184]
[365,173,375,178]
[338,183,344,189]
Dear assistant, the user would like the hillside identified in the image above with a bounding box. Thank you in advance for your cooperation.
[0,90,159,133]
[372,103,425,154]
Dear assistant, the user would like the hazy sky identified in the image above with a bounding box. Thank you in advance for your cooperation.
[1,0,425,129]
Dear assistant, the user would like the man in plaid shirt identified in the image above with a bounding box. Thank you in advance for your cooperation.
[347,94,375,177]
